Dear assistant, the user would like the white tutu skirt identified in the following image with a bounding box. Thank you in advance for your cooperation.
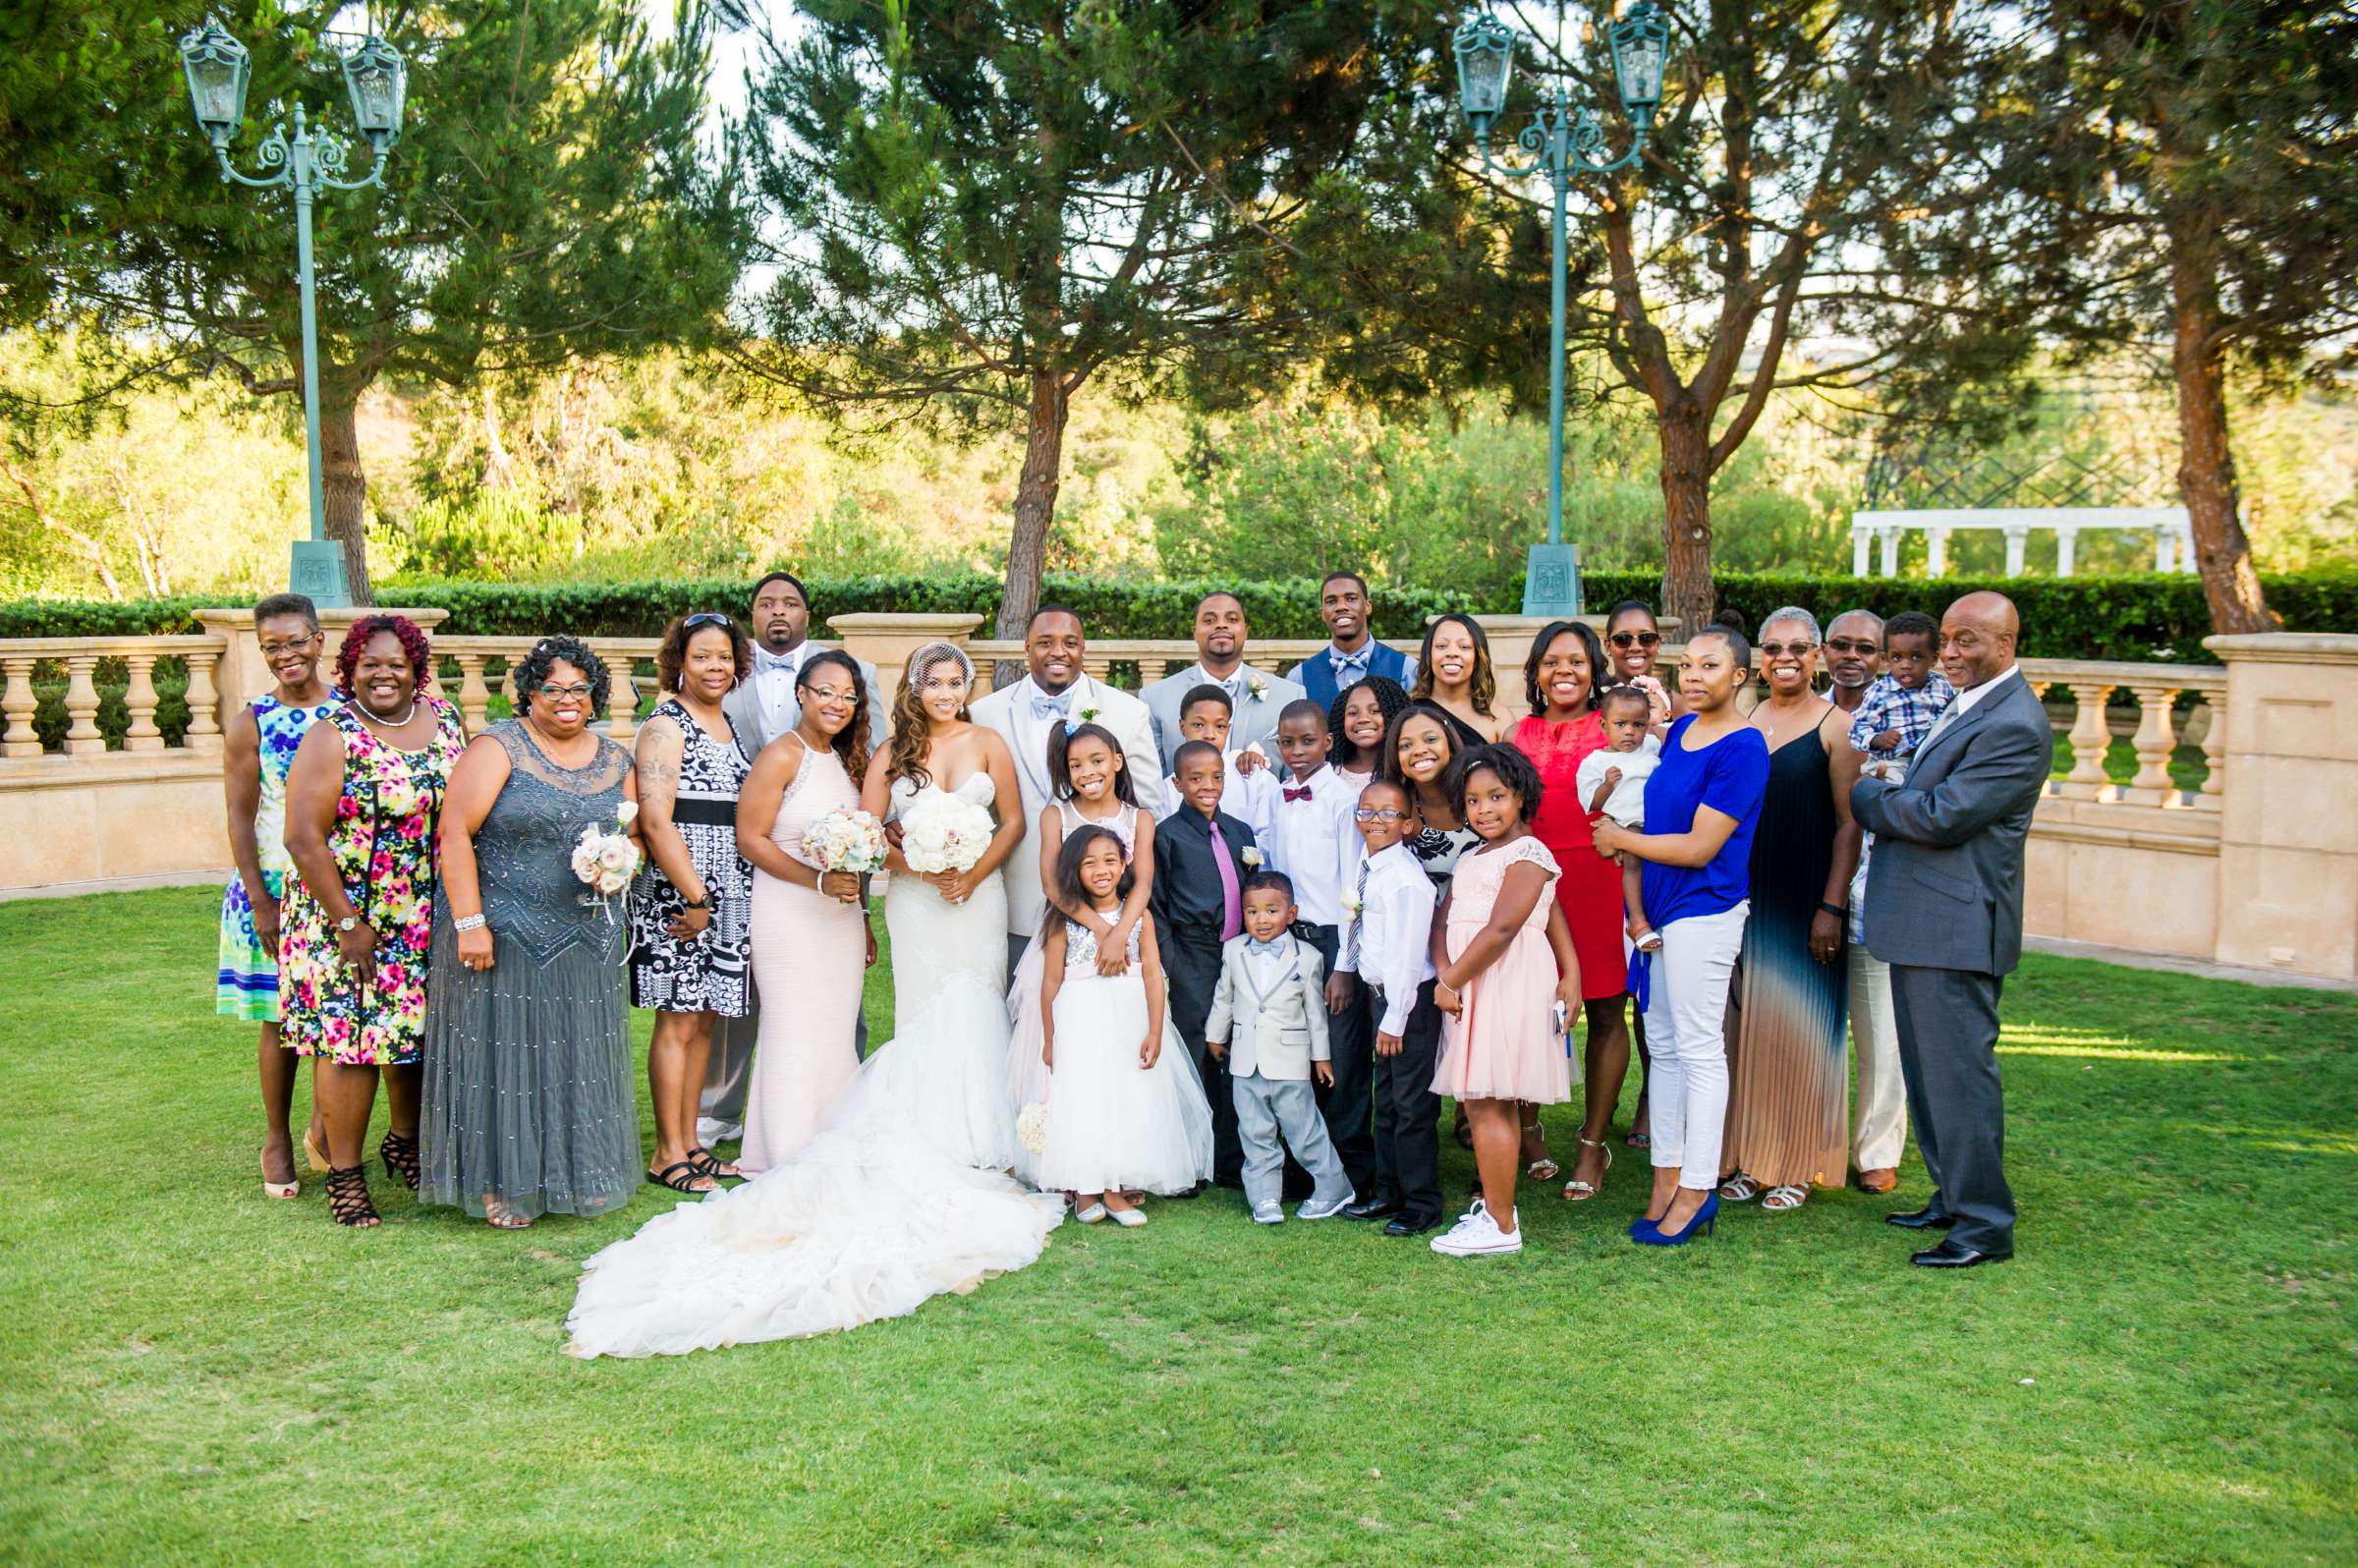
[565,977,1060,1359]
[1034,971,1214,1197]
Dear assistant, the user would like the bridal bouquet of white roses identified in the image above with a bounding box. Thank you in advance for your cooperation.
[804,808,888,876]
[898,791,995,875]
[1014,1099,1050,1155]
[572,801,642,906]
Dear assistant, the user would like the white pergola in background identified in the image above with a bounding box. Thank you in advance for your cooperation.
[1849,507,2197,578]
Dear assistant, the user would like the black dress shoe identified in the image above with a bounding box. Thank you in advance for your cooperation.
[1383,1214,1444,1237]
[1884,1206,1957,1231]
[1911,1237,2011,1268]
[1341,1198,1403,1221]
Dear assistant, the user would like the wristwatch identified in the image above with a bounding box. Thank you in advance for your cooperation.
[682,892,711,911]
[336,913,364,933]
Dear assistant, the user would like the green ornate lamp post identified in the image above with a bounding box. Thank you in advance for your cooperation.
[178,16,408,608]
[1453,2,1670,617]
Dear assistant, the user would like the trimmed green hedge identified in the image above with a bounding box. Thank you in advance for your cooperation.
[5,569,2349,663]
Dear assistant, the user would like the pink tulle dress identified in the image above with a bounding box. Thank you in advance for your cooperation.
[1432,835,1572,1105]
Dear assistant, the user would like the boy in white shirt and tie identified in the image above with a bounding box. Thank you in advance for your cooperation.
[1334,777,1445,1237]
[1263,699,1376,1201]
[1206,871,1357,1224]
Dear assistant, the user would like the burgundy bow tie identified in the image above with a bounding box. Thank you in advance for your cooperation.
[1283,785,1314,803]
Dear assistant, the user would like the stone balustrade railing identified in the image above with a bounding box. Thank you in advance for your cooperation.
[0,635,226,760]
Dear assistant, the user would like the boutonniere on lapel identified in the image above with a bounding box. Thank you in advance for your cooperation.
[1078,704,1100,725]
[1245,676,1268,702]
[1241,846,1263,868]
[1342,889,1364,919]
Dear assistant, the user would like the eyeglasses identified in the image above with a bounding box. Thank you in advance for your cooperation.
[1608,630,1660,649]
[536,683,594,701]
[1825,638,1880,655]
[1759,641,1819,658]
[803,685,859,704]
[259,632,319,655]
[683,612,732,632]
[1353,807,1407,822]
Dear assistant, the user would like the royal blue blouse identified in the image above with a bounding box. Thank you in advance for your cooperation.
[1638,715,1770,928]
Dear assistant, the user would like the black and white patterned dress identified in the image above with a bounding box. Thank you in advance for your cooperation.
[627,698,754,1016]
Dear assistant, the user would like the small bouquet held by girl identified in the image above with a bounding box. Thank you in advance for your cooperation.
[804,807,888,905]
[572,800,643,912]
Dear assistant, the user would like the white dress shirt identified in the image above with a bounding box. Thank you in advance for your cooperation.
[1244,937,1293,998]
[1264,763,1359,928]
[751,644,808,738]
[1157,750,1278,846]
[1337,840,1438,1036]
[1946,660,2021,719]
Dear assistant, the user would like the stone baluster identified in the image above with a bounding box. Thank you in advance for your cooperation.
[62,655,104,756]
[2062,681,2114,796]
[455,654,493,736]
[183,646,223,753]
[1082,652,1114,685]
[605,650,641,747]
[2,656,41,757]
[121,652,164,752]
[2126,684,2181,803]
[2197,690,2226,807]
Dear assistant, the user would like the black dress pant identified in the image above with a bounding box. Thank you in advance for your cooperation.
[1295,923,1376,1198]
[1158,920,1242,1187]
[1371,980,1444,1225]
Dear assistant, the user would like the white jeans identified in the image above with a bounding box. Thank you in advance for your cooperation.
[1640,901,1748,1190]
[1846,945,1908,1171]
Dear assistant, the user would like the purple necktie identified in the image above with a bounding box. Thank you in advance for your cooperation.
[1207,819,1243,940]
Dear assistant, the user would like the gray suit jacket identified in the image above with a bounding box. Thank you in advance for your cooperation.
[1204,934,1331,1081]
[718,644,885,762]
[1141,663,1307,771]
[1852,669,2053,976]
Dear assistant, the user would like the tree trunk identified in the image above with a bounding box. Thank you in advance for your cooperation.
[992,368,1071,680]
[1656,397,1715,637]
[319,394,376,606]
[2167,242,2275,634]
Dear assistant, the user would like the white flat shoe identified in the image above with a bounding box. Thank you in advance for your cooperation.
[1107,1207,1148,1228]
[1074,1203,1107,1224]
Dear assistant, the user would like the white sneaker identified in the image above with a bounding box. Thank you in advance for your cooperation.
[1252,1200,1286,1225]
[1297,1191,1355,1221]
[1431,1205,1523,1257]
[696,1117,742,1147]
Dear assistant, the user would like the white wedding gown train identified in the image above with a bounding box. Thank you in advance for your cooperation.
[567,775,1062,1358]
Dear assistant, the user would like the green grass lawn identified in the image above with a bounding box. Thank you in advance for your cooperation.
[4,888,2353,1566]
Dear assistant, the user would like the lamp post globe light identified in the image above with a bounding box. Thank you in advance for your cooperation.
[176,15,408,608]
[1451,2,1673,618]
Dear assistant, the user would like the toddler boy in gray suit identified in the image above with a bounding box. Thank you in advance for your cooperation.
[1206,871,1358,1224]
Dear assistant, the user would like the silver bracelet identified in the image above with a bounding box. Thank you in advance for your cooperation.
[453,913,488,932]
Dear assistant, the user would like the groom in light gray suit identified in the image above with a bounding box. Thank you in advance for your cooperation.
[700,569,886,1145]
[1851,590,2051,1269]
[1140,591,1306,770]
[970,605,1162,980]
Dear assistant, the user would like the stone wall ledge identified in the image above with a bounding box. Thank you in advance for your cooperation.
[0,751,227,791]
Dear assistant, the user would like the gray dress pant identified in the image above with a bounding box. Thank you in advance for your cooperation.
[1887,963,2014,1254]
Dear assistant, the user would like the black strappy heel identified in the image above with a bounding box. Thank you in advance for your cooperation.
[380,1131,421,1192]
[687,1146,741,1182]
[326,1164,380,1227]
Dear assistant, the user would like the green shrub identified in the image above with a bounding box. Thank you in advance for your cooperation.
[4,569,2349,663]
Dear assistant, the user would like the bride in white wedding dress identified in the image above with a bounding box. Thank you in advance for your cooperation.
[567,644,1064,1358]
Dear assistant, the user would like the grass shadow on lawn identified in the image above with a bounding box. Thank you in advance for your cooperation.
[1,888,2352,1566]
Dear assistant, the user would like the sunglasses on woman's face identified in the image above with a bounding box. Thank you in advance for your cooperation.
[1609,630,1660,649]
[1759,641,1818,659]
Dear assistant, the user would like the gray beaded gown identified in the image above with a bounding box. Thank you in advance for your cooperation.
[421,720,641,1222]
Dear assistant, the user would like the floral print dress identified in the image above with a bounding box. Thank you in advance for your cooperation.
[216,694,341,1022]
[279,697,466,1066]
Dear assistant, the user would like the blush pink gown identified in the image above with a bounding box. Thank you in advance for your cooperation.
[1432,836,1573,1106]
[738,743,865,1174]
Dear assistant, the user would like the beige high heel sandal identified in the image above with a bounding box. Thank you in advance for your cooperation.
[260,1150,299,1201]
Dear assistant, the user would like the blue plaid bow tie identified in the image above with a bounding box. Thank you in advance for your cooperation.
[1030,687,1074,723]
[755,647,800,677]
[1329,645,1370,679]
[1246,936,1288,957]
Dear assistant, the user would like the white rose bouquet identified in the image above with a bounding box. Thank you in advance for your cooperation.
[572,801,642,910]
[1015,1100,1050,1155]
[899,791,995,875]
[804,808,888,876]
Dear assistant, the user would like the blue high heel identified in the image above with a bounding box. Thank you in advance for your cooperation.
[1632,1192,1717,1247]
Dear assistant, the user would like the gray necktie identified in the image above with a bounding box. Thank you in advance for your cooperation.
[1343,858,1371,970]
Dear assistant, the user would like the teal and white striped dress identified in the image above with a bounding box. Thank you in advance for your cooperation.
[216,694,340,1021]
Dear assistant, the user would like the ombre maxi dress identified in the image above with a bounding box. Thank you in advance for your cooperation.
[419,721,641,1222]
[1718,724,1850,1191]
